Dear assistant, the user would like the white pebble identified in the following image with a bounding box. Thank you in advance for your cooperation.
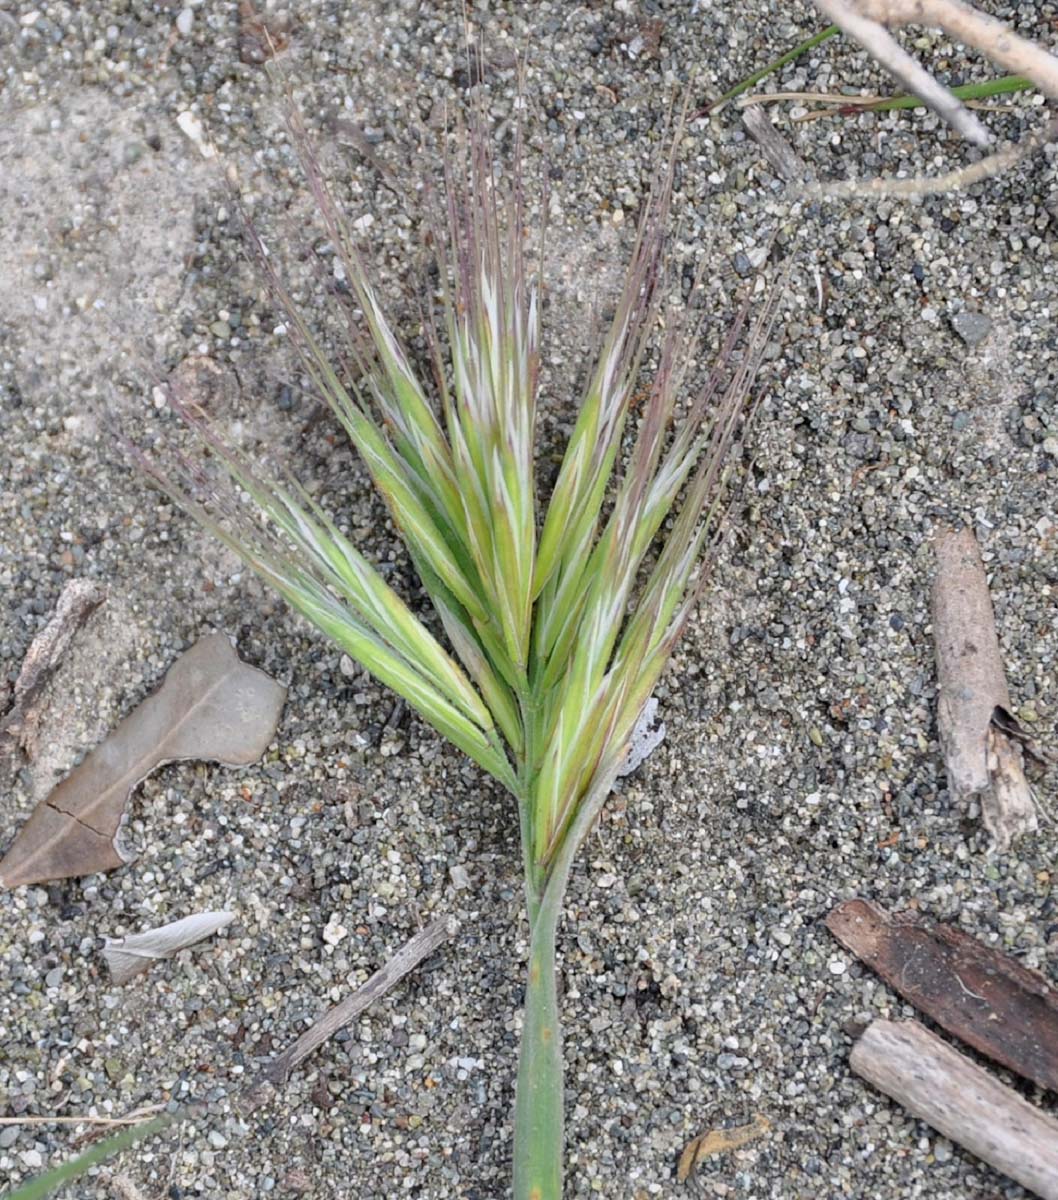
[176,111,216,160]
[176,7,193,36]
[322,914,348,947]
[828,958,847,976]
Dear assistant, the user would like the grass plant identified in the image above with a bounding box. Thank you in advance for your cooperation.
[5,94,776,1200]
[154,98,778,1199]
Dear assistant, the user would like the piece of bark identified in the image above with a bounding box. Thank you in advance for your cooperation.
[102,911,235,984]
[0,634,286,888]
[932,526,1038,848]
[237,914,458,1115]
[850,1019,1058,1200]
[741,105,812,185]
[827,898,1058,1092]
[0,579,105,771]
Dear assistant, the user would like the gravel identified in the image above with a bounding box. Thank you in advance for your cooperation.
[1,2,1056,1198]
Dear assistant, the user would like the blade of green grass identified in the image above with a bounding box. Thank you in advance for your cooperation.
[868,74,1032,111]
[1,1113,176,1200]
[707,23,840,112]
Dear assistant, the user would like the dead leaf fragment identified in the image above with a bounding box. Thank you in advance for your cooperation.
[0,633,286,888]
[103,911,235,984]
[677,1113,771,1182]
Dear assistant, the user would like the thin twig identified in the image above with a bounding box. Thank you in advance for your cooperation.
[0,1105,166,1128]
[738,90,884,107]
[803,114,1058,197]
[858,0,1058,100]
[238,914,458,1113]
[813,0,993,145]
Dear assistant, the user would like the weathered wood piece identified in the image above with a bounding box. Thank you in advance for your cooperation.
[932,526,1038,848]
[827,898,1058,1092]
[850,1019,1058,1200]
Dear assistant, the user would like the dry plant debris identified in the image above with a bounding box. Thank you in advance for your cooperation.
[0,633,285,888]
[102,911,236,984]
[238,913,458,1113]
[827,898,1058,1092]
[812,0,1058,141]
[805,0,1058,195]
[932,526,1040,849]
[0,579,105,776]
[677,1113,771,1182]
[741,105,813,186]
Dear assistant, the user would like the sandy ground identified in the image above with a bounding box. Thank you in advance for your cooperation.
[1,2,1056,1197]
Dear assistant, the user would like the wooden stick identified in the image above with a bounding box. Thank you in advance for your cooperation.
[238,914,458,1113]
[932,526,1037,849]
[850,1019,1058,1200]
[804,116,1058,198]
[855,0,1058,101]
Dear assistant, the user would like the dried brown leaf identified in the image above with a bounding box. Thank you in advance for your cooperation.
[0,633,285,888]
[677,1113,771,1182]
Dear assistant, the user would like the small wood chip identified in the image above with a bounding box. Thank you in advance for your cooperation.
[0,579,105,772]
[741,105,812,184]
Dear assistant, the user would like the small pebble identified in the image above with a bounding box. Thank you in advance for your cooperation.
[950,310,993,346]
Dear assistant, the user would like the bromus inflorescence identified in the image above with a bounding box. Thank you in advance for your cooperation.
[147,93,779,1199]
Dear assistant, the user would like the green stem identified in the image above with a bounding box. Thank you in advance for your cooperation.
[869,74,1032,111]
[511,741,627,1197]
[512,869,566,1200]
[708,24,840,112]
